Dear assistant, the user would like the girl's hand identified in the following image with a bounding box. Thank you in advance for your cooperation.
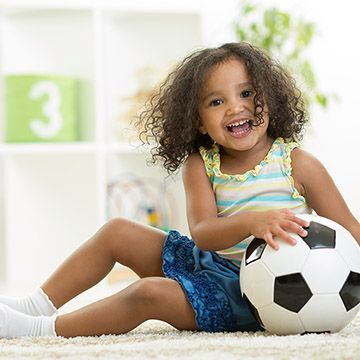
[248,209,309,250]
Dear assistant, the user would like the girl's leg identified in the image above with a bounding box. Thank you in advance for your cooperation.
[41,218,167,309]
[55,277,197,337]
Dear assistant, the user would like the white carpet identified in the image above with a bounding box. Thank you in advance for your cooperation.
[0,280,359,359]
[0,313,359,359]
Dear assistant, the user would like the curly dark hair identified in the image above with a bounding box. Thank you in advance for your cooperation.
[137,42,308,173]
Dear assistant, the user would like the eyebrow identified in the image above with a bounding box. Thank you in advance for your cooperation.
[201,81,253,103]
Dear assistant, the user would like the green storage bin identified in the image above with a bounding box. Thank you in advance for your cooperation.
[5,74,79,142]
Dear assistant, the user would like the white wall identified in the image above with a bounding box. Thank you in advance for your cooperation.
[291,0,360,218]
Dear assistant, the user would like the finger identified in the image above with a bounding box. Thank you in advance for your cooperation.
[290,214,310,229]
[283,220,308,237]
[263,232,279,250]
[276,228,298,246]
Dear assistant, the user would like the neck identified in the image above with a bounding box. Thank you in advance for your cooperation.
[222,136,274,163]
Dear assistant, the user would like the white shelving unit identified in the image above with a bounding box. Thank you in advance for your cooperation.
[0,0,240,287]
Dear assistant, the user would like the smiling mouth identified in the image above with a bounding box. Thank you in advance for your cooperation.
[225,119,252,134]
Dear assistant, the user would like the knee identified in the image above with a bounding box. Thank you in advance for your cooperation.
[103,217,128,233]
[90,217,130,254]
[99,217,132,242]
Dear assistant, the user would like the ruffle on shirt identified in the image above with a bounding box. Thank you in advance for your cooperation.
[282,141,305,201]
[199,138,283,182]
[199,137,306,201]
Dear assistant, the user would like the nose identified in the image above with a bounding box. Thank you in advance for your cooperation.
[225,98,244,116]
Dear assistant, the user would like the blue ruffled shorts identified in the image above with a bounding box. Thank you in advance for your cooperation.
[162,230,262,332]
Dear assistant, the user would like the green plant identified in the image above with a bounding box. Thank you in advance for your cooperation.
[235,1,332,111]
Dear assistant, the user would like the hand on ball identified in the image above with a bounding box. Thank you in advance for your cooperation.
[248,209,309,250]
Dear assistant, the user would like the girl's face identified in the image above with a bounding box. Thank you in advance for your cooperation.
[198,58,270,154]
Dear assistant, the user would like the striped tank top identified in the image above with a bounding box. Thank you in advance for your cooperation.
[199,137,312,267]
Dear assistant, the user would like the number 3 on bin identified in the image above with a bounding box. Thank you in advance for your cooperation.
[29,81,63,139]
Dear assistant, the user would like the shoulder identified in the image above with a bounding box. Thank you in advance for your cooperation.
[291,147,325,172]
[291,147,328,191]
[183,152,203,171]
[182,152,215,204]
[182,152,207,181]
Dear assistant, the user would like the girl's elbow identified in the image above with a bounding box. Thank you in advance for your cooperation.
[193,238,213,251]
[190,225,216,251]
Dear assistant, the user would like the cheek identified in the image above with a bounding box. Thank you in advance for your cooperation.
[198,107,217,133]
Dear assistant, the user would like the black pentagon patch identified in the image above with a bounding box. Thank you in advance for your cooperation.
[245,238,267,265]
[243,293,264,329]
[274,273,313,313]
[301,221,336,249]
[340,271,360,311]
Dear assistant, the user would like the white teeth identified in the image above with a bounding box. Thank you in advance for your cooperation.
[226,120,250,127]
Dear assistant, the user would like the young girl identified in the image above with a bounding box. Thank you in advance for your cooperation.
[1,42,359,338]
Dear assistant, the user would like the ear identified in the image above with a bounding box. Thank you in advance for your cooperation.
[198,123,207,135]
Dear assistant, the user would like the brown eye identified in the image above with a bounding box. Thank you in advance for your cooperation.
[241,90,253,98]
[210,99,224,106]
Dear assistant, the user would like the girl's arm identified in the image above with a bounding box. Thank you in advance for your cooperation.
[291,148,360,245]
[182,153,308,251]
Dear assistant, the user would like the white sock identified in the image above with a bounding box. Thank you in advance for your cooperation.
[0,288,57,316]
[0,304,56,338]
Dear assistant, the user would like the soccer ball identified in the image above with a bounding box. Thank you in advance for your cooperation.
[240,214,360,335]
